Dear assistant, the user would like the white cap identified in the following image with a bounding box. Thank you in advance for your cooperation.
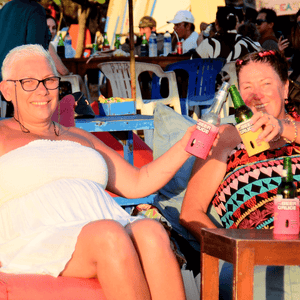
[167,10,195,24]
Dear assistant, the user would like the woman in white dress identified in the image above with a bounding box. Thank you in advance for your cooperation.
[0,44,195,300]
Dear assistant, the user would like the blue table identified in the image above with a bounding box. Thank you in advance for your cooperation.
[75,115,154,165]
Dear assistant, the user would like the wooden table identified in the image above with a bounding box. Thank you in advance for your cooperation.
[200,228,300,300]
[62,56,189,79]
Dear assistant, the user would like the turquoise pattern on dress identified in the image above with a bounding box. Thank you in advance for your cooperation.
[212,143,300,229]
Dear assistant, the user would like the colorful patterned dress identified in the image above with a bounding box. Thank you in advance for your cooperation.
[212,142,300,229]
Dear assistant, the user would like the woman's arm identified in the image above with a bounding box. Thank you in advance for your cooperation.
[180,125,239,242]
[76,125,196,198]
[48,43,70,76]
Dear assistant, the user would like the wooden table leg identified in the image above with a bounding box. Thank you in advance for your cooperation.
[233,247,255,300]
[201,252,219,300]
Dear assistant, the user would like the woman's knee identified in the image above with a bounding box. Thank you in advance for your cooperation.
[127,219,171,250]
[81,220,131,252]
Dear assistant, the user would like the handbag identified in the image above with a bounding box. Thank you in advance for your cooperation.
[73,91,95,119]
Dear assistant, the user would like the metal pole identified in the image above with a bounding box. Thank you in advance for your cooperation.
[128,0,136,101]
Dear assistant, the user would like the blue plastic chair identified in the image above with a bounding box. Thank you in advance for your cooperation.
[154,58,226,117]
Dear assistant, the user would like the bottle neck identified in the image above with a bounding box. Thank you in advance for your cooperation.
[229,85,246,109]
[282,159,294,182]
[202,82,230,124]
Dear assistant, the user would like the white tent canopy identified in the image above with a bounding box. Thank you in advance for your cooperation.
[105,0,225,47]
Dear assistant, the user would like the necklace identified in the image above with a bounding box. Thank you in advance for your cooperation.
[13,116,60,136]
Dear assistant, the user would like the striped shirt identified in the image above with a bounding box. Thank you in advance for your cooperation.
[196,32,262,62]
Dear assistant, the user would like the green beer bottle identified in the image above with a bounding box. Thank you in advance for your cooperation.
[114,34,121,50]
[140,33,149,57]
[57,33,65,59]
[278,157,297,198]
[229,85,270,156]
[274,157,299,235]
[102,32,110,51]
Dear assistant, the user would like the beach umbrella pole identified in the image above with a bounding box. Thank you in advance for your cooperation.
[128,0,136,101]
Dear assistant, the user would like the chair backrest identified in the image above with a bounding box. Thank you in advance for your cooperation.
[60,75,81,93]
[166,58,226,101]
[165,58,226,117]
[98,61,181,116]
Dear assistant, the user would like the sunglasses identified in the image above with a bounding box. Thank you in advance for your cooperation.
[255,19,268,25]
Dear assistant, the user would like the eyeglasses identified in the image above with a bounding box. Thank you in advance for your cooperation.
[6,76,60,92]
[255,19,268,25]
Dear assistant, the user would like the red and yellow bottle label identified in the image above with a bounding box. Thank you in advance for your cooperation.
[236,119,270,156]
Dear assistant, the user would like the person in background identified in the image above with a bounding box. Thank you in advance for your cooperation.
[244,6,258,24]
[196,22,216,46]
[47,15,57,41]
[181,50,300,299]
[256,8,279,51]
[237,21,261,46]
[0,0,49,82]
[195,6,261,62]
[121,16,163,56]
[0,0,50,117]
[167,10,198,54]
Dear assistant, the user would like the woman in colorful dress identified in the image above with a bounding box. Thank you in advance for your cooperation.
[181,49,300,299]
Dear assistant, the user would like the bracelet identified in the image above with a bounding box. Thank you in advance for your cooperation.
[284,117,298,144]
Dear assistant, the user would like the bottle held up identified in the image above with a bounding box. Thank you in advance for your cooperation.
[185,82,230,159]
[229,85,270,156]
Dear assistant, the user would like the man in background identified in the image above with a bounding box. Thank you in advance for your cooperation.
[122,16,163,56]
[167,10,198,54]
[256,8,279,50]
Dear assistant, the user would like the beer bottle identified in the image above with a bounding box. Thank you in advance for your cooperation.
[57,33,65,59]
[274,157,299,235]
[140,33,149,57]
[102,33,110,51]
[229,85,270,156]
[185,82,230,159]
[114,34,121,50]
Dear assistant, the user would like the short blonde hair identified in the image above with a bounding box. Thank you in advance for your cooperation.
[2,44,58,80]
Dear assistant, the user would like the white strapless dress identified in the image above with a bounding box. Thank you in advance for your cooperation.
[0,140,140,276]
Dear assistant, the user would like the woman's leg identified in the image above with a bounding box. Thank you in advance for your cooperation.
[125,218,186,300]
[61,219,151,300]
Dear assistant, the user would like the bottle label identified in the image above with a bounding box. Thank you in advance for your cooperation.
[103,45,110,51]
[185,120,219,160]
[274,196,299,235]
[236,119,270,156]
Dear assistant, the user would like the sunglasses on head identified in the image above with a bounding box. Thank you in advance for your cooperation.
[255,19,268,25]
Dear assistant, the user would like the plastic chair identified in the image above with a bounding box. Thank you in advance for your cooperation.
[97,62,181,116]
[163,58,226,119]
[60,74,91,103]
[98,61,181,148]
